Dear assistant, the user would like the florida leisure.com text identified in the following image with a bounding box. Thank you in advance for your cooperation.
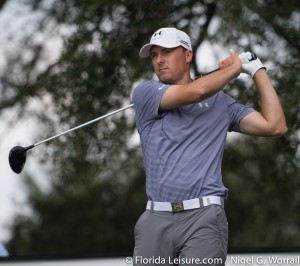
[126,255,300,265]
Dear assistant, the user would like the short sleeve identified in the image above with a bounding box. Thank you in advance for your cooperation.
[132,80,170,133]
[224,93,255,132]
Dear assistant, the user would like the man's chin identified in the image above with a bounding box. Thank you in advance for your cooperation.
[158,75,172,84]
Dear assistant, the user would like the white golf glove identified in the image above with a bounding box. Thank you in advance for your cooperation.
[239,51,266,78]
[229,49,266,78]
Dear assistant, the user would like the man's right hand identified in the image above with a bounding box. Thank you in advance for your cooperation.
[218,53,242,78]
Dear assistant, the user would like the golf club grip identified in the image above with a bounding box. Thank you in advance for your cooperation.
[241,52,257,61]
[249,52,257,60]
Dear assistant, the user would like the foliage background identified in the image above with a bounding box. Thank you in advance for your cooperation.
[0,0,299,257]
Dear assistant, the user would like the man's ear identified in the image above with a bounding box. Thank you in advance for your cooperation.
[185,50,193,64]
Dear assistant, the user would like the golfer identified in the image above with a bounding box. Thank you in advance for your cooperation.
[132,27,287,266]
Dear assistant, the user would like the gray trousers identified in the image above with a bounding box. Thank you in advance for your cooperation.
[133,205,228,266]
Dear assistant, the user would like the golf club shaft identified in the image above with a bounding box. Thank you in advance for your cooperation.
[200,68,219,77]
[34,104,134,147]
[33,52,257,148]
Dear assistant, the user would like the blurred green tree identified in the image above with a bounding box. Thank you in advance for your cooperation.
[0,0,299,256]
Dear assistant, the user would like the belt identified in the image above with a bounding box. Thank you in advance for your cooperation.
[146,196,224,213]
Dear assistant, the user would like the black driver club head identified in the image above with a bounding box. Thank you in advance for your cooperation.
[8,145,34,174]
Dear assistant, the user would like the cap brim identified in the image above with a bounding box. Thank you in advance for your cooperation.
[139,43,153,58]
[139,43,182,58]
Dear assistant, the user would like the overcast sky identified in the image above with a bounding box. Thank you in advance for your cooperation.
[0,0,54,242]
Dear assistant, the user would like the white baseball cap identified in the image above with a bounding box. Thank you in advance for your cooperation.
[139,27,192,58]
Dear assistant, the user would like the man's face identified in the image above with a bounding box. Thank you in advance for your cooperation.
[150,46,192,84]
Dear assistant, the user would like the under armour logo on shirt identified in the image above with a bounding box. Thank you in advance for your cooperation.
[158,85,166,90]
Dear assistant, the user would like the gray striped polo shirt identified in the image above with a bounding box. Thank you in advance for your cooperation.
[132,80,254,202]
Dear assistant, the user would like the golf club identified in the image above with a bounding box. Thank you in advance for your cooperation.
[8,52,257,174]
[9,104,133,174]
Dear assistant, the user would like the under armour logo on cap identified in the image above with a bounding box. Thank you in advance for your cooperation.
[139,27,192,58]
[152,30,163,39]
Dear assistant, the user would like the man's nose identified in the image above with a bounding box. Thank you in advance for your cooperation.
[156,53,165,64]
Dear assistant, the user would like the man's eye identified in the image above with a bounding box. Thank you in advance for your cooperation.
[150,54,157,59]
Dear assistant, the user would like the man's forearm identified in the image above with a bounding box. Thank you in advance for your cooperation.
[160,58,241,110]
[253,69,287,135]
